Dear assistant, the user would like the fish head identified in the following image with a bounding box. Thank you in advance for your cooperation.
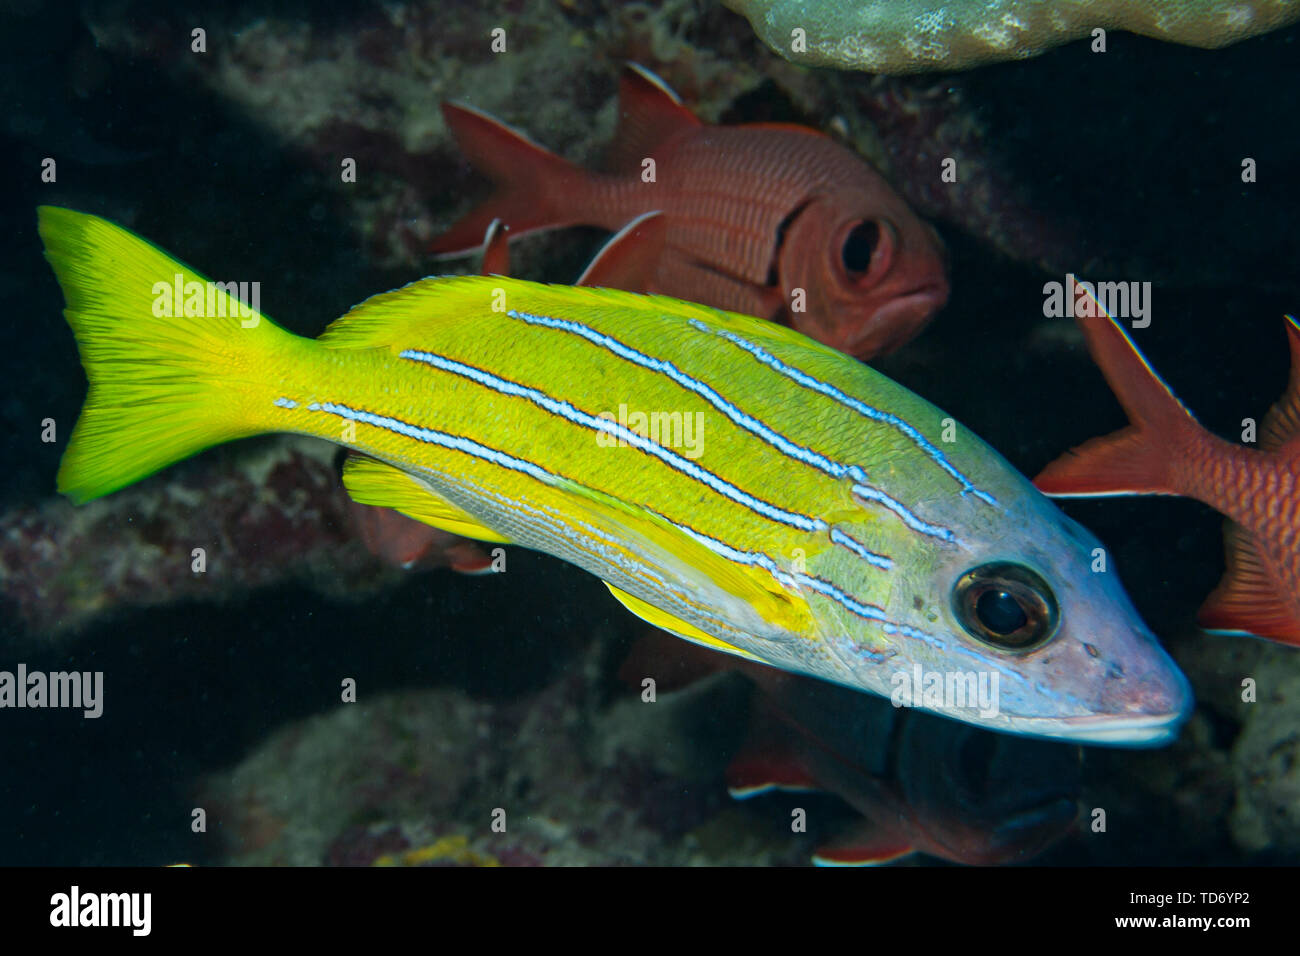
[813,451,1191,746]
[778,190,949,358]
[893,708,1081,864]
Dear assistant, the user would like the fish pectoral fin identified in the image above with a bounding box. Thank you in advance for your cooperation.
[604,583,773,666]
[341,456,511,545]
[560,478,814,637]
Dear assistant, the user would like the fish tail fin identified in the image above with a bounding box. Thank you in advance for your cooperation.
[1035,311,1207,497]
[430,102,589,256]
[38,206,303,503]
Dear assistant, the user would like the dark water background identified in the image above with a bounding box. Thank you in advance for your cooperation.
[0,0,1297,865]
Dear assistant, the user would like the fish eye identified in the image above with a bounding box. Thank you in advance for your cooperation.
[952,563,1058,651]
[840,221,879,274]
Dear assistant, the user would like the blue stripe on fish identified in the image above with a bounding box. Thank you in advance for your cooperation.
[851,483,957,543]
[793,573,936,641]
[398,347,825,533]
[664,516,915,659]
[307,400,559,485]
[501,310,933,566]
[507,309,844,476]
[829,528,894,570]
[688,319,998,507]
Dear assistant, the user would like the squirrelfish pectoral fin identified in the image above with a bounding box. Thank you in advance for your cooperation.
[604,583,774,666]
[341,456,511,544]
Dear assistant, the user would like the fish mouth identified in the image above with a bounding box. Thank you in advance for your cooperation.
[856,284,949,355]
[1005,709,1189,747]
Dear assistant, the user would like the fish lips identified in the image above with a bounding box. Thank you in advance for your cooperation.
[843,283,949,357]
[998,667,1194,747]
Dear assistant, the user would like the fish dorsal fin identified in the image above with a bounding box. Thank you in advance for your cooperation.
[604,583,774,665]
[342,456,511,544]
[1259,315,1300,452]
[318,274,531,349]
[576,211,667,290]
[605,63,701,173]
[1197,522,1300,644]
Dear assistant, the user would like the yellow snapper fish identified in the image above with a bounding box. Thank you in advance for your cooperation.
[37,207,1191,744]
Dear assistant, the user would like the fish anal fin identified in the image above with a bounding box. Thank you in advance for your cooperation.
[812,821,916,867]
[342,456,511,544]
[604,63,701,173]
[604,583,772,665]
[1259,315,1300,452]
[576,211,667,291]
[725,726,819,799]
[1198,522,1300,645]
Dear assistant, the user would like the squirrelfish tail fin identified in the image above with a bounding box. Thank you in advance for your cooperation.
[429,102,589,257]
[1035,310,1206,497]
[38,206,301,503]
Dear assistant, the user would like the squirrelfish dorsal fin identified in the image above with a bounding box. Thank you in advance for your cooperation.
[605,63,701,173]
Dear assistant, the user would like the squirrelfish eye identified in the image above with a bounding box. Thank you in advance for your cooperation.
[840,220,879,274]
[952,563,1058,651]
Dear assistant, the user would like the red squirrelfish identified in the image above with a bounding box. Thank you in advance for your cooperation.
[1036,305,1300,646]
[621,631,1080,866]
[430,64,950,359]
